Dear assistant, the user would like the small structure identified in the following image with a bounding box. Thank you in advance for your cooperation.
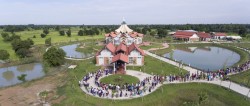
[226,36,242,40]
[173,31,200,42]
[173,31,211,42]
[197,32,211,41]
[211,32,227,40]
[68,65,77,69]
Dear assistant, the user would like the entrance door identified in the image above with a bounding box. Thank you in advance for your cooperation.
[99,57,104,65]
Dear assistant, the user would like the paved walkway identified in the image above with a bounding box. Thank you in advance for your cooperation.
[80,70,163,100]
[65,56,94,60]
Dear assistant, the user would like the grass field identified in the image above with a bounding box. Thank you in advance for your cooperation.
[139,43,163,50]
[230,69,250,88]
[0,28,105,60]
[75,43,104,54]
[127,56,187,76]
[53,58,250,106]
[100,74,140,85]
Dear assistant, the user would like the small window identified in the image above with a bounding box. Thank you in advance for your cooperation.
[129,57,133,64]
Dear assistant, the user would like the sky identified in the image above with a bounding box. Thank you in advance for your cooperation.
[0,0,249,25]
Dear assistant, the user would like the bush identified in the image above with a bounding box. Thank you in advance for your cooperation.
[59,30,65,36]
[43,47,66,66]
[0,50,10,60]
[41,33,46,38]
[45,38,51,46]
[16,48,30,58]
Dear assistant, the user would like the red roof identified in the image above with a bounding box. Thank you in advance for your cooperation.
[174,31,196,36]
[105,42,116,54]
[128,43,145,56]
[111,53,129,63]
[116,43,127,53]
[197,32,211,38]
[96,42,115,56]
[215,33,226,36]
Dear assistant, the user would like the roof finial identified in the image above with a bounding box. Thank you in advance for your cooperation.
[122,17,126,24]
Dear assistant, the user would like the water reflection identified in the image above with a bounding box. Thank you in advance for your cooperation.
[60,44,93,59]
[2,70,14,81]
[0,63,44,87]
[17,63,35,72]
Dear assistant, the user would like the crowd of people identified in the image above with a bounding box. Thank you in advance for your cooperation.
[79,59,250,99]
[79,68,165,98]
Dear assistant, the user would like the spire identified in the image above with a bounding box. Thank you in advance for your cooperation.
[115,18,133,33]
[121,17,126,25]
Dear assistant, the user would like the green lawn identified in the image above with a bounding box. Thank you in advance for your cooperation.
[75,43,104,54]
[224,43,250,50]
[151,44,175,56]
[100,74,140,85]
[230,69,250,88]
[139,43,163,50]
[127,56,187,76]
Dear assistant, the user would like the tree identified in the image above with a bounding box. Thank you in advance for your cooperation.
[43,47,66,66]
[11,39,33,58]
[59,30,65,36]
[41,33,46,38]
[1,32,9,38]
[45,38,51,46]
[78,30,84,36]
[157,29,168,38]
[238,27,247,37]
[43,28,49,35]
[150,30,157,36]
[27,38,34,45]
[16,48,30,58]
[0,50,10,60]
[66,29,71,37]
[55,26,60,31]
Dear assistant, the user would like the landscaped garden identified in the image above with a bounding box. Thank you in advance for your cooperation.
[52,58,250,106]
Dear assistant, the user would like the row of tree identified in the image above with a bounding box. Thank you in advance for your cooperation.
[1,24,249,36]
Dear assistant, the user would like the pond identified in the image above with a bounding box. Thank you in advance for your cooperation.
[164,46,241,71]
[60,44,93,59]
[0,63,44,87]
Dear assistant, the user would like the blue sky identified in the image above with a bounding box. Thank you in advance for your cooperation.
[0,0,249,25]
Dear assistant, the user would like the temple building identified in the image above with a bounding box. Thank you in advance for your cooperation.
[96,20,145,74]
[104,20,144,45]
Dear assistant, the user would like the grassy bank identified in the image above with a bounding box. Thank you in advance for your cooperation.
[230,69,250,88]
[140,43,163,50]
[127,56,187,76]
[151,44,175,56]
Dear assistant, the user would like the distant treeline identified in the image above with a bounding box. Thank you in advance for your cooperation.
[0,24,249,37]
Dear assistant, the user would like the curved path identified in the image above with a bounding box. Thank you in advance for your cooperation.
[80,70,163,100]
[80,70,250,100]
